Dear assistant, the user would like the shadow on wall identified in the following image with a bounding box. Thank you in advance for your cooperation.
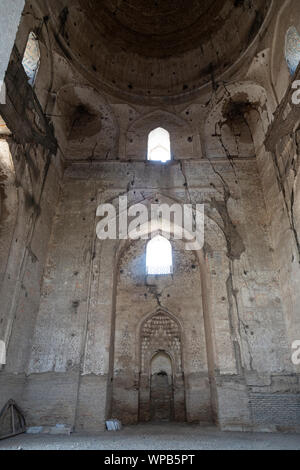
[54,85,119,161]
[205,81,270,160]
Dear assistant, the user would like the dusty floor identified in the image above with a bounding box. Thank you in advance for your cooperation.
[0,424,299,450]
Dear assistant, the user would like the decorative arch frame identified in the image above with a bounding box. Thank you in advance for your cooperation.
[76,188,246,428]
[86,190,235,425]
[137,307,184,372]
[137,307,185,422]
[147,127,171,162]
[125,109,196,160]
[204,80,271,159]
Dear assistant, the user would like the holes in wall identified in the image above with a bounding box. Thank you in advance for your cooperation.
[68,105,101,141]
[146,235,173,275]
[147,127,171,162]
[22,32,40,86]
[285,26,300,75]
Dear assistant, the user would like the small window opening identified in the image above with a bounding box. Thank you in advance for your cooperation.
[0,340,6,365]
[148,127,171,162]
[285,26,300,75]
[146,235,173,275]
[22,32,40,86]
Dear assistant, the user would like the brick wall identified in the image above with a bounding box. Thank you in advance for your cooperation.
[250,393,300,430]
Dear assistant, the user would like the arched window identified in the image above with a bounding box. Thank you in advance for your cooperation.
[148,127,171,162]
[22,32,40,86]
[285,26,300,75]
[146,235,173,275]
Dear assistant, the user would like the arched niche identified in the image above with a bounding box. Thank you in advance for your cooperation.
[89,192,237,426]
[205,81,270,159]
[111,233,203,424]
[54,85,119,161]
[139,312,183,423]
[76,190,251,431]
[125,110,196,160]
[151,351,173,376]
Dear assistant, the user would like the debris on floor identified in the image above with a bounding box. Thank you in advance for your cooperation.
[27,424,72,436]
[106,419,122,431]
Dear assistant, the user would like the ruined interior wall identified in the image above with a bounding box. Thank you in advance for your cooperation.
[244,0,300,382]
[201,71,300,430]
[0,3,63,411]
[202,158,295,431]
[22,178,99,428]
[0,0,299,434]
[16,153,294,431]
[262,129,300,351]
[255,120,300,418]
[0,142,61,409]
[0,141,17,286]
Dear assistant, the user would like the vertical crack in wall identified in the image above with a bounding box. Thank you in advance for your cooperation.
[181,128,248,375]
[226,268,243,375]
[206,87,252,374]
[210,183,246,262]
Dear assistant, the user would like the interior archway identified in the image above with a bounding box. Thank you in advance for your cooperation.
[106,195,225,425]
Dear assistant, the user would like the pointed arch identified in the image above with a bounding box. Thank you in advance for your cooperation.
[147,127,171,162]
[146,235,173,275]
[285,26,300,75]
[205,81,270,159]
[126,109,195,160]
[151,350,173,376]
[138,308,185,422]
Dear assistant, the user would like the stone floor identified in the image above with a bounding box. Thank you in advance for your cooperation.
[0,424,299,450]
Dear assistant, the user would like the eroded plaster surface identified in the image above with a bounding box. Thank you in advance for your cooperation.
[0,0,299,434]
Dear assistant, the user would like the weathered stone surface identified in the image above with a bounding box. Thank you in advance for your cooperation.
[0,0,299,436]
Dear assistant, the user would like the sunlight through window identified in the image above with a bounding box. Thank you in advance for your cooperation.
[0,340,6,365]
[146,235,173,275]
[285,26,300,75]
[148,127,171,162]
[22,32,40,86]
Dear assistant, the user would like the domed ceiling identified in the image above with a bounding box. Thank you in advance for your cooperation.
[48,0,271,103]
